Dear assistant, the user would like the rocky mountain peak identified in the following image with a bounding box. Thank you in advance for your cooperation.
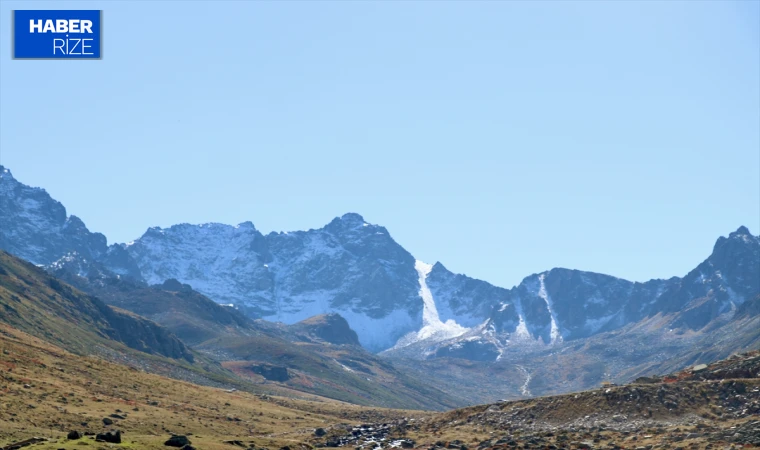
[324,212,370,232]
[340,212,366,224]
[0,167,109,265]
[236,221,256,230]
[713,226,758,252]
[733,225,752,236]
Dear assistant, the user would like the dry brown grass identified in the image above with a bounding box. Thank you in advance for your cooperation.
[0,323,427,450]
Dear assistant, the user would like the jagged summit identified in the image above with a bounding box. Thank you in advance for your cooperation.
[734,225,752,236]
[147,221,260,233]
[713,225,759,254]
[0,166,110,266]
[325,212,372,230]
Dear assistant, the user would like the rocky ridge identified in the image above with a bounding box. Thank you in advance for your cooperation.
[0,165,758,358]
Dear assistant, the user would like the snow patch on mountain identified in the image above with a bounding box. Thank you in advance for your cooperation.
[512,296,532,340]
[514,313,531,339]
[538,274,562,344]
[390,261,469,350]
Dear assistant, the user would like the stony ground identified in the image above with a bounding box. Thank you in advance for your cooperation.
[310,353,760,450]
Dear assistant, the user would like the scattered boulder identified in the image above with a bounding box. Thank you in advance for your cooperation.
[102,417,114,425]
[314,428,327,437]
[95,430,121,444]
[165,435,191,447]
[247,364,290,382]
[66,430,82,440]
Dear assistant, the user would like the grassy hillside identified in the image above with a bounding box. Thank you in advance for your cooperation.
[0,251,192,362]
[203,332,459,410]
[0,251,299,394]
[55,268,461,410]
[51,274,255,346]
[0,323,426,450]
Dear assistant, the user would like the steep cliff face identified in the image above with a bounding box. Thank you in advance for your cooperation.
[0,166,107,266]
[119,214,421,351]
[0,166,141,278]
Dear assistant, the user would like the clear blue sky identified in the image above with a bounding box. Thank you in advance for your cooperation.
[1,1,758,288]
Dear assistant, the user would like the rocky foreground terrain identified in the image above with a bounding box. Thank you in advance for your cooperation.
[311,351,760,450]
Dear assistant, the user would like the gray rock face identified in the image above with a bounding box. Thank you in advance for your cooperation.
[425,262,511,328]
[120,213,422,351]
[411,226,760,359]
[0,166,142,279]
[0,166,107,265]
[653,226,760,327]
[483,270,673,343]
[0,165,758,356]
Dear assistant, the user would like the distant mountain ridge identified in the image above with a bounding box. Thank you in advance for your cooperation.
[0,164,758,356]
[388,224,759,360]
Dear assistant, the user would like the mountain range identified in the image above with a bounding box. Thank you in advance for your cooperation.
[0,164,758,405]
